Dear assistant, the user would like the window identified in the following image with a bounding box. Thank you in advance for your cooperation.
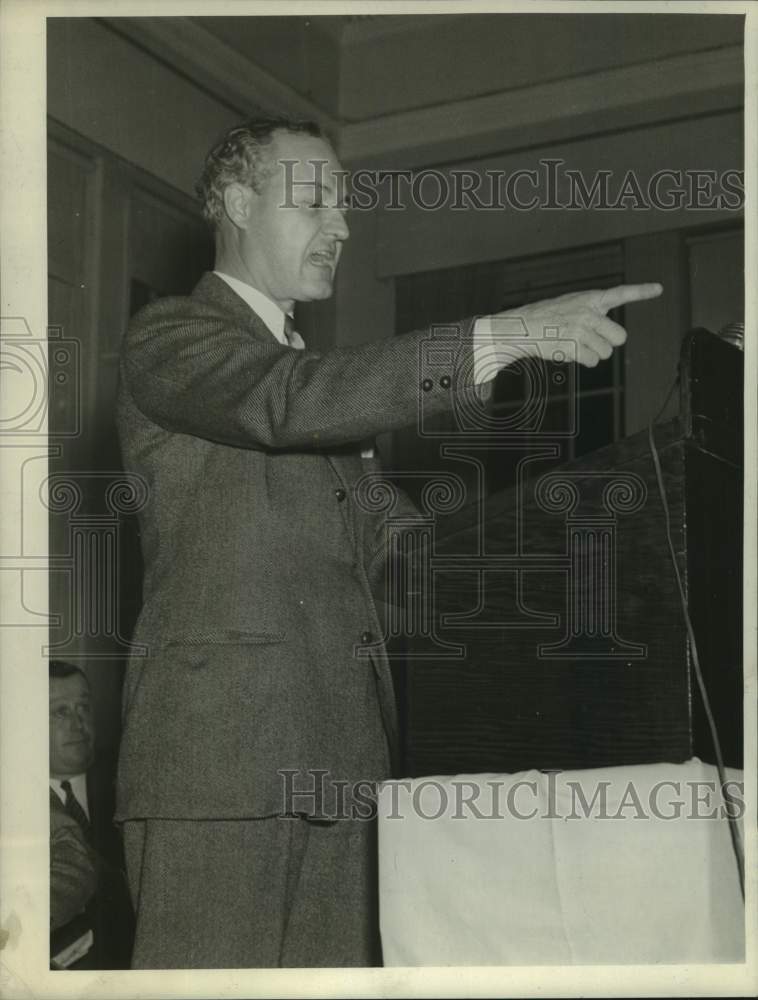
[393,243,625,501]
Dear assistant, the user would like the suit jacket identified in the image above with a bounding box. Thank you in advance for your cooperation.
[50,762,134,968]
[115,272,479,821]
[50,790,97,933]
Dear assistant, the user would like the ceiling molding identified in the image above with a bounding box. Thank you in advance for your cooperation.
[97,19,742,171]
[101,16,340,138]
[339,45,744,164]
[301,13,464,45]
[338,13,463,43]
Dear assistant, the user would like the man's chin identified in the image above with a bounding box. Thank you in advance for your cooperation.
[300,282,334,303]
[299,267,335,299]
[65,751,94,772]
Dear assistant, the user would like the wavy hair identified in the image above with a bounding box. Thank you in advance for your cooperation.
[195,115,324,226]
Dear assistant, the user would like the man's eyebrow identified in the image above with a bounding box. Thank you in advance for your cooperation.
[317,180,351,208]
[295,179,346,198]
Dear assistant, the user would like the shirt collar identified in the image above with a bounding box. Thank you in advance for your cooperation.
[50,773,89,817]
[214,271,291,346]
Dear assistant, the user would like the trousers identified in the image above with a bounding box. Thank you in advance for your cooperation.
[122,814,381,968]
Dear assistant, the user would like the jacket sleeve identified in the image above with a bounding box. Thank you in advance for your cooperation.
[50,811,98,930]
[121,297,479,451]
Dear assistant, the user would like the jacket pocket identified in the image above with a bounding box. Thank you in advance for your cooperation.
[162,627,286,647]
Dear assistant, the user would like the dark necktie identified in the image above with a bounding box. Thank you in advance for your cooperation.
[61,779,92,841]
[283,313,297,347]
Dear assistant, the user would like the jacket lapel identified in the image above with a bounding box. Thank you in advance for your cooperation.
[193,273,362,545]
[191,272,281,346]
[189,275,402,770]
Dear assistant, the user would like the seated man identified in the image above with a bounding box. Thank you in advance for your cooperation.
[50,794,97,934]
[49,660,134,969]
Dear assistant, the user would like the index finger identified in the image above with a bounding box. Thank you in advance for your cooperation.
[598,283,663,312]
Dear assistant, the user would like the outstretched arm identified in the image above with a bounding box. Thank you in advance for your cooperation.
[122,283,662,451]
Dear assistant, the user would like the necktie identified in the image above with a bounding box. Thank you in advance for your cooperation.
[61,780,92,841]
[283,313,297,347]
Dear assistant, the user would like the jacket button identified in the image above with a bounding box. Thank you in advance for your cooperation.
[439,374,452,389]
[361,630,373,644]
[421,378,434,392]
[335,488,347,502]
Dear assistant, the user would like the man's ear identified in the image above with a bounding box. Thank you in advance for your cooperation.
[223,183,254,229]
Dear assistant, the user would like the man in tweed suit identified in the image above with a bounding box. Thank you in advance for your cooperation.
[115,115,661,968]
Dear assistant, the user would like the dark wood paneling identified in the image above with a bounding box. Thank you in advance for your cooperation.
[47,121,213,739]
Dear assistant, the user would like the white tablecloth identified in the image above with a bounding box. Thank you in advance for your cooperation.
[378,758,744,965]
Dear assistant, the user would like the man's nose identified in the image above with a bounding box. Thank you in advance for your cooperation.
[324,206,349,242]
[71,710,88,732]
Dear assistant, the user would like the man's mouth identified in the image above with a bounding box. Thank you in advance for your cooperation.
[308,249,336,269]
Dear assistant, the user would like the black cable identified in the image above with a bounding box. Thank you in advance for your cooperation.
[651,366,681,427]
[647,420,745,900]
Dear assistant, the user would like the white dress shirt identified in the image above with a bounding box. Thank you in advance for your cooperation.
[214,271,305,349]
[213,270,513,456]
[50,773,90,820]
[471,313,538,386]
[215,270,505,384]
[215,271,374,455]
